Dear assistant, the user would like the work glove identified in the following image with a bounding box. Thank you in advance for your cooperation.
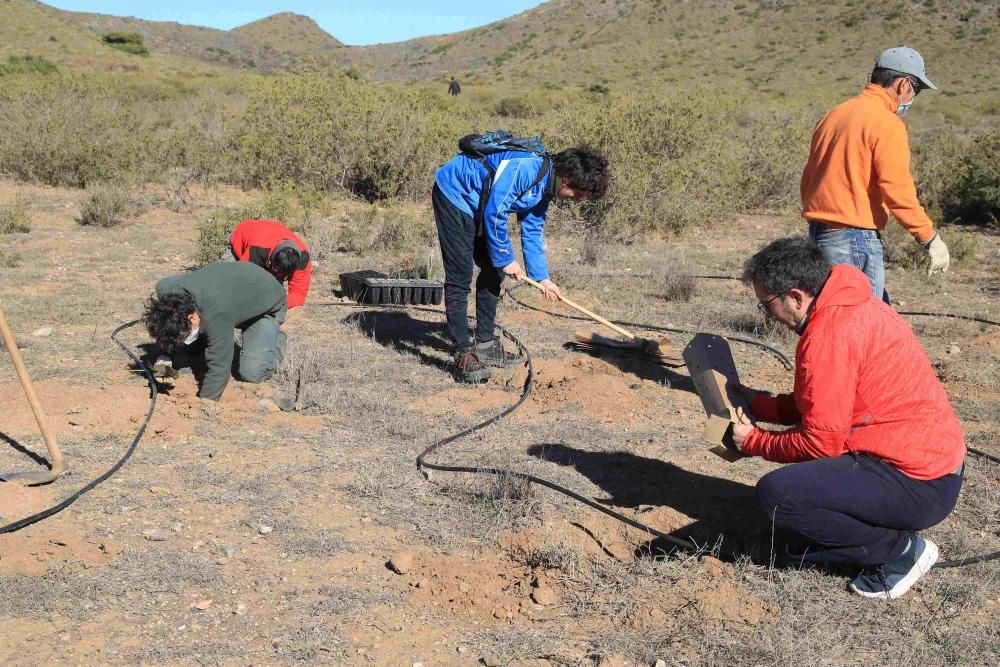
[925,233,950,276]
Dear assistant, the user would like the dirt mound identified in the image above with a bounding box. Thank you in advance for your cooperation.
[402,552,536,623]
[528,356,656,423]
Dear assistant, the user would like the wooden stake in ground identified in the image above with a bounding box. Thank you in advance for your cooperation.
[682,333,748,463]
[0,306,68,484]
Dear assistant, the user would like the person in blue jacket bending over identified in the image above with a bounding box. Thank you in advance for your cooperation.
[433,146,609,382]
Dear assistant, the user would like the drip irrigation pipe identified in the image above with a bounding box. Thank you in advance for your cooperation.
[0,319,156,534]
[404,287,1000,569]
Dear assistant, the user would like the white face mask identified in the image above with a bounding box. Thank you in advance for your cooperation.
[183,326,200,345]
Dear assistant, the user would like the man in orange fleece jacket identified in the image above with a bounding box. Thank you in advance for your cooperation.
[800,46,950,303]
[732,237,964,600]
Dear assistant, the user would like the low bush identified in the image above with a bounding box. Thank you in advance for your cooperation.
[882,223,977,271]
[236,75,462,201]
[78,183,145,227]
[0,55,57,76]
[0,248,22,268]
[336,203,435,255]
[102,32,150,57]
[0,199,31,233]
[914,129,1000,228]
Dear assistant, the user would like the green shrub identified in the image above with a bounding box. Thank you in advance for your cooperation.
[336,204,435,255]
[939,131,1000,227]
[495,96,539,118]
[102,32,150,56]
[78,183,145,227]
[0,199,31,234]
[883,223,976,271]
[546,91,802,237]
[0,55,57,76]
[0,248,22,269]
[236,76,462,201]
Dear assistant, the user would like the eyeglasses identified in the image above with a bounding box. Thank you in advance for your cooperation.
[757,293,782,317]
[907,76,922,96]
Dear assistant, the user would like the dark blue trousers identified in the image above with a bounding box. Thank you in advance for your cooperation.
[432,184,505,351]
[756,453,962,567]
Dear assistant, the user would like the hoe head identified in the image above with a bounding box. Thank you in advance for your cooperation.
[0,460,69,486]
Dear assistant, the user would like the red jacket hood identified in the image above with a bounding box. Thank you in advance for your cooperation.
[812,264,872,312]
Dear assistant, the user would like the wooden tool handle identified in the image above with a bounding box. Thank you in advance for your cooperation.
[520,276,636,340]
[0,307,63,467]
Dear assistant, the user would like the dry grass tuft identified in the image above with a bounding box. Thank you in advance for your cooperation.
[78,182,145,227]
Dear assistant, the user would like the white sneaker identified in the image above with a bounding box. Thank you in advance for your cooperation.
[849,536,939,600]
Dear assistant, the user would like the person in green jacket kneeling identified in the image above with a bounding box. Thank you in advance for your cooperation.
[144,262,288,401]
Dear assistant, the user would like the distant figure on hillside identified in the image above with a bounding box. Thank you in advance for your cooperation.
[228,219,312,309]
[433,134,608,383]
[447,77,461,96]
[144,263,287,401]
[735,237,965,600]
[800,46,950,303]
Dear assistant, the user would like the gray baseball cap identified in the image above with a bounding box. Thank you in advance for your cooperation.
[875,46,938,90]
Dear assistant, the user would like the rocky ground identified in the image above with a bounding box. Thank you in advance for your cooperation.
[1,182,998,665]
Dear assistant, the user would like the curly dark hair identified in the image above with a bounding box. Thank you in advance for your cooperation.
[552,147,610,200]
[143,291,197,352]
[270,246,302,277]
[742,236,831,297]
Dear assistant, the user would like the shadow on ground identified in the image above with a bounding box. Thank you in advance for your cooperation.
[345,310,453,372]
[527,443,773,563]
[0,431,50,469]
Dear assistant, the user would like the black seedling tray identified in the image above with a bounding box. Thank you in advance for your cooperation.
[340,270,443,306]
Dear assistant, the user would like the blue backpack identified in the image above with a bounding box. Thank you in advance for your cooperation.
[458,130,552,231]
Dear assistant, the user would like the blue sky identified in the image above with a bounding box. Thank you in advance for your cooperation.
[43,1,545,45]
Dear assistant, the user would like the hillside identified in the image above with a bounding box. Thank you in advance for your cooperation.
[231,12,343,58]
[341,0,1000,105]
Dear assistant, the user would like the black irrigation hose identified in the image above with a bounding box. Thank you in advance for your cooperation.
[415,323,696,553]
[0,319,156,534]
[896,310,1000,329]
[403,285,1000,570]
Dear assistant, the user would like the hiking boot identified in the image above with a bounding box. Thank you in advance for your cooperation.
[475,338,524,368]
[453,348,490,383]
[848,536,938,600]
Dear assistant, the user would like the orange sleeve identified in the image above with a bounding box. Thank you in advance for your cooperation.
[871,120,935,243]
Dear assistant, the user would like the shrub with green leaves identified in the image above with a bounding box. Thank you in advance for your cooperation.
[236,75,462,201]
[883,223,976,271]
[336,203,435,255]
[939,131,1000,227]
[546,90,802,238]
[0,199,31,234]
[78,183,145,228]
[0,248,22,269]
[102,32,150,57]
[0,55,57,76]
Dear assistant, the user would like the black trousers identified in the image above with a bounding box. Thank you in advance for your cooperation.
[756,453,963,567]
[432,184,505,350]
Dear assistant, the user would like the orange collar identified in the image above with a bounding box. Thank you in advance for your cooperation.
[861,83,898,113]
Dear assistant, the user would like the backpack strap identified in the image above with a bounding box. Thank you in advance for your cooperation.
[472,154,551,238]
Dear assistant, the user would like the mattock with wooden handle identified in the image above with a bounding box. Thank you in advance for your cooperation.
[0,306,69,485]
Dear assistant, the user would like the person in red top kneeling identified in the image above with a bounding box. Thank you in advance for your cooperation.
[229,219,312,309]
[732,236,965,600]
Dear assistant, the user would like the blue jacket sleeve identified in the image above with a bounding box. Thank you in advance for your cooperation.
[518,199,551,281]
[481,157,537,269]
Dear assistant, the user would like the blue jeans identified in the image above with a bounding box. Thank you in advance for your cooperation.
[757,453,963,567]
[808,222,891,304]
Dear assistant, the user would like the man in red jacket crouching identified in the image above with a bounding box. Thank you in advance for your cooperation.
[229,219,312,308]
[733,236,965,600]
